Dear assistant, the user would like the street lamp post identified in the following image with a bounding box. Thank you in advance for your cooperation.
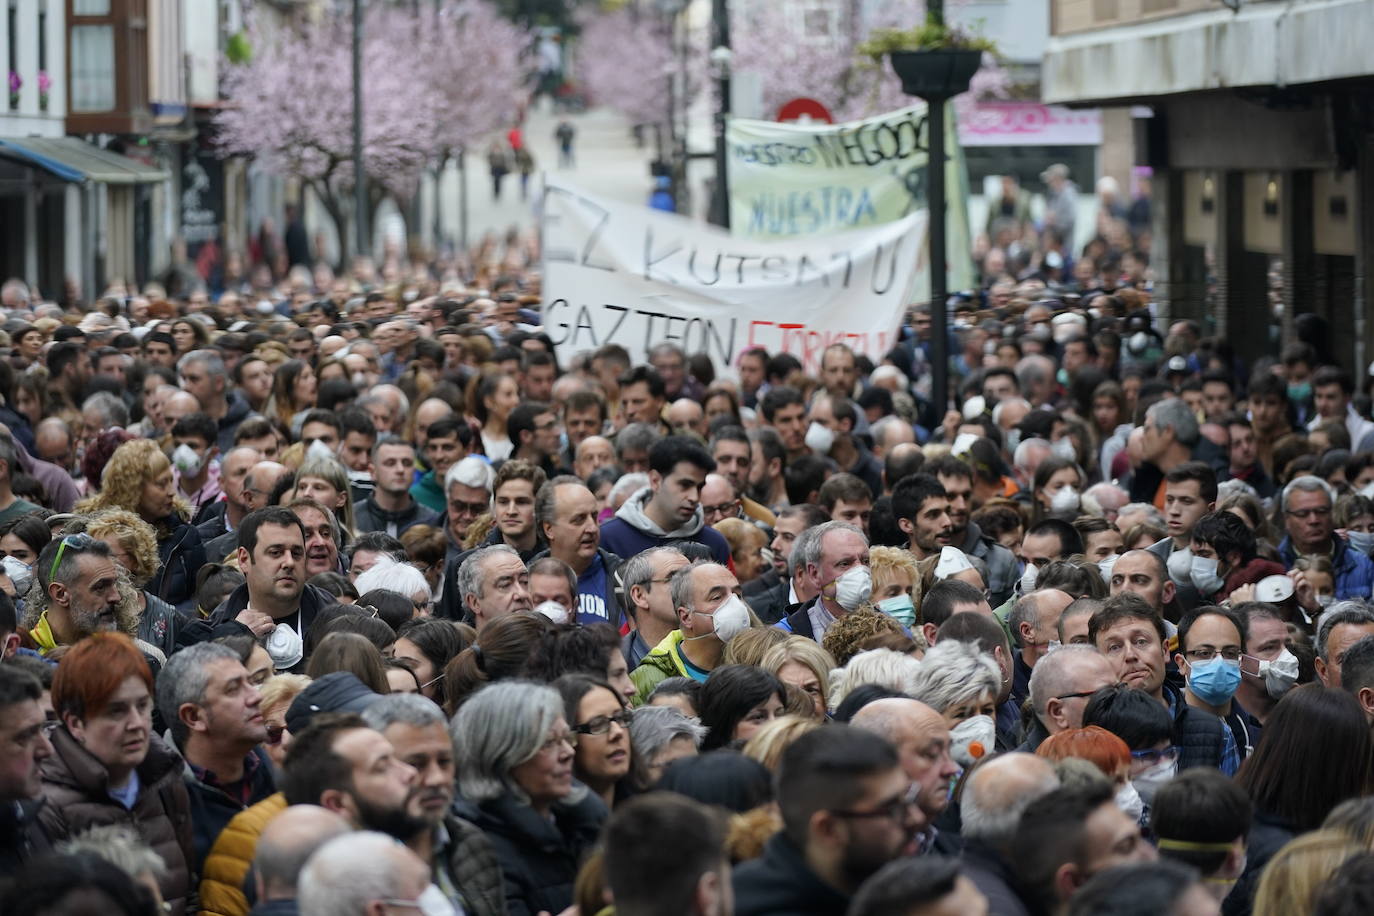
[710,0,730,228]
[352,0,368,261]
[886,0,979,418]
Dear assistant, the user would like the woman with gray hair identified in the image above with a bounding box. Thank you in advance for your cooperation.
[628,704,706,789]
[908,639,1003,768]
[451,680,607,916]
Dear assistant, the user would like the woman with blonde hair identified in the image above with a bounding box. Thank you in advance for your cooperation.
[742,715,821,771]
[868,545,922,627]
[76,439,205,611]
[1253,830,1364,916]
[760,637,835,719]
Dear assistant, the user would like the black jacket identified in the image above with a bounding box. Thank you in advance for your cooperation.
[152,516,207,613]
[962,839,1032,916]
[0,797,52,885]
[352,496,441,538]
[194,500,229,543]
[733,833,851,916]
[1223,809,1296,916]
[208,583,333,670]
[747,577,791,624]
[453,791,606,916]
[183,748,278,874]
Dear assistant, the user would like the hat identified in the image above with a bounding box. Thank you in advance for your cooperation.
[285,672,383,735]
[1040,163,1070,182]
[934,546,974,580]
[1254,575,1295,604]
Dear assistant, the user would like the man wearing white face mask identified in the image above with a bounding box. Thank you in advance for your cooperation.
[630,561,745,703]
[1188,512,1286,603]
[170,413,223,511]
[804,394,882,499]
[775,521,870,642]
[1145,462,1217,614]
[1232,604,1299,726]
[299,831,452,916]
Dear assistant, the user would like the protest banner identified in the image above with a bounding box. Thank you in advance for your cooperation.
[726,102,974,298]
[540,181,925,378]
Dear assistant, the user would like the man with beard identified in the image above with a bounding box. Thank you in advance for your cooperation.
[24,534,125,656]
[891,474,953,562]
[734,725,919,916]
[362,695,505,916]
[158,642,276,870]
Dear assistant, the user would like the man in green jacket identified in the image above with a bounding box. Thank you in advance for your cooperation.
[630,562,741,704]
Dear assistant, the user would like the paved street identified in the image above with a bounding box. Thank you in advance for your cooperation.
[428,99,665,247]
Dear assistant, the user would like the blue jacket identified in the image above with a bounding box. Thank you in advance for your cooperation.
[1278,534,1374,601]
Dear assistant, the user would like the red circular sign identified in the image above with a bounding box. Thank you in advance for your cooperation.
[776,97,834,124]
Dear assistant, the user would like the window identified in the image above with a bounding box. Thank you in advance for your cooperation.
[70,25,115,111]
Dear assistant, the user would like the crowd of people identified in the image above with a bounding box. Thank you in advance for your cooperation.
[0,221,1372,916]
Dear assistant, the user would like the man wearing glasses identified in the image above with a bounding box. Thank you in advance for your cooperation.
[1278,476,1374,611]
[733,725,919,916]
[1090,593,1237,775]
[1173,606,1259,765]
[0,666,55,879]
[1021,644,1119,753]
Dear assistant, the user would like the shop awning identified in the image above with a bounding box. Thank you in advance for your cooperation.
[0,136,168,184]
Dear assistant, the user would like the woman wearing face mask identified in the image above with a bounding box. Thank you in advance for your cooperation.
[0,512,49,599]
[1082,684,1178,814]
[906,639,1001,766]
[1334,493,1374,556]
[39,634,195,915]
[868,546,922,628]
[1031,456,1086,523]
[1036,726,1145,824]
[1188,512,1286,602]
[76,439,206,614]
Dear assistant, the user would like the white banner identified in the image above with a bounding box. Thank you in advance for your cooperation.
[540,181,925,377]
[726,102,974,298]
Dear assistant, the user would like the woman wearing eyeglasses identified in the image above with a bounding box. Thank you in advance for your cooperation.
[452,680,607,916]
[555,674,634,810]
[75,439,206,614]
[38,633,194,915]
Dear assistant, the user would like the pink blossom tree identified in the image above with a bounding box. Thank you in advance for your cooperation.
[217,1,527,259]
[577,8,699,130]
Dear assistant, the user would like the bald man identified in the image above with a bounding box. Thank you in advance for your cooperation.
[961,753,1060,916]
[667,398,706,439]
[253,805,351,913]
[33,417,74,473]
[162,390,202,430]
[1021,644,1119,752]
[851,698,961,854]
[573,436,615,482]
[203,459,289,562]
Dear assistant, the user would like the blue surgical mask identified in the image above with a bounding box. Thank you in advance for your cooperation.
[1349,530,1374,556]
[877,594,916,627]
[1188,657,1241,706]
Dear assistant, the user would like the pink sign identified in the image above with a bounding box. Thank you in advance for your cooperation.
[957,102,1102,147]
